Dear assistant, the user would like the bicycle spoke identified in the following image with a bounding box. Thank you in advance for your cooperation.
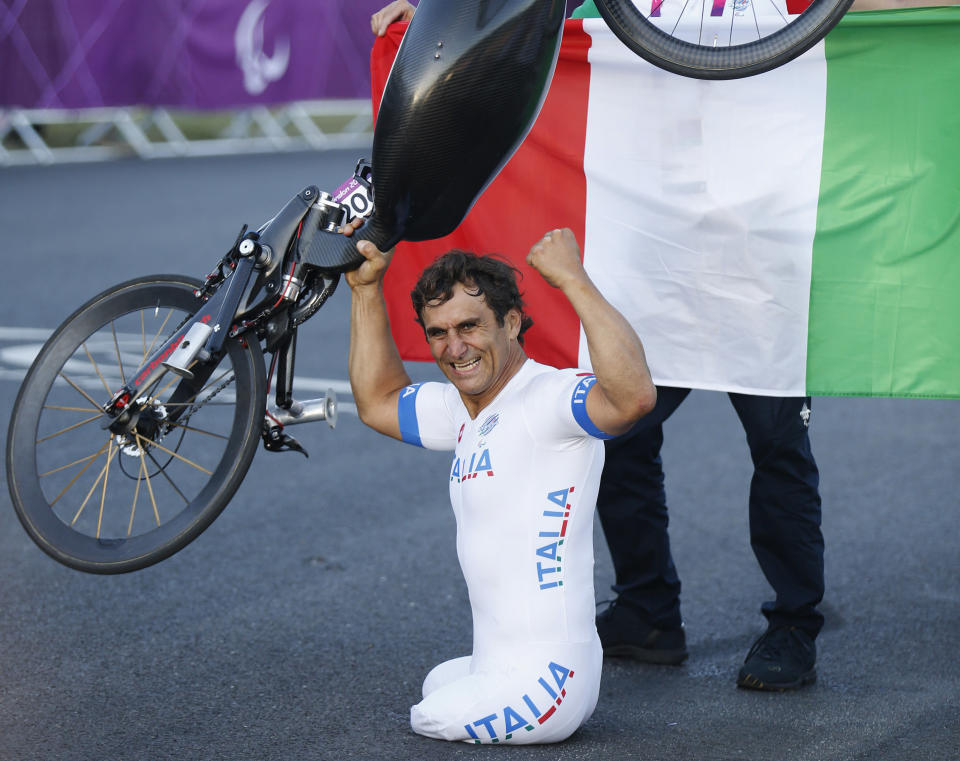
[111,321,127,386]
[82,341,113,397]
[145,448,190,505]
[769,0,789,24]
[135,433,212,475]
[70,448,113,526]
[139,452,162,527]
[672,0,695,38]
[142,308,174,362]
[95,439,115,538]
[50,439,111,506]
[164,420,229,440]
[153,374,183,401]
[36,412,104,444]
[751,0,761,42]
[129,458,145,535]
[40,451,101,478]
[58,370,106,411]
[44,404,102,413]
[643,0,799,46]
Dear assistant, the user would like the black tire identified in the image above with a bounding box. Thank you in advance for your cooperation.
[6,275,266,574]
[595,0,854,80]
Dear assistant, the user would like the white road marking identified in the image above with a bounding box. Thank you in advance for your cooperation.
[0,326,357,413]
[0,328,59,340]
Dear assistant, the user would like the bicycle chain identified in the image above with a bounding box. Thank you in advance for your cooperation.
[172,371,238,433]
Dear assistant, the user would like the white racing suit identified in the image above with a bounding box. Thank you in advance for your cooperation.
[397,360,612,744]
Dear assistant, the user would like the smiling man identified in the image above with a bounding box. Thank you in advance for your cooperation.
[343,222,656,744]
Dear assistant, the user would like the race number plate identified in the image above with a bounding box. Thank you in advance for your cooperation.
[332,173,374,223]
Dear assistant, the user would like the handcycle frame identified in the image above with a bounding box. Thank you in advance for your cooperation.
[101,160,377,455]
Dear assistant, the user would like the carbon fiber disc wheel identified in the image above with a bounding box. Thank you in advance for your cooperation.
[595,0,854,79]
[6,276,266,574]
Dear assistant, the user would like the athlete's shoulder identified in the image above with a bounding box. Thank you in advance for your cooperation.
[514,363,595,415]
[516,363,610,441]
[521,361,592,389]
[397,380,465,450]
[515,358,563,383]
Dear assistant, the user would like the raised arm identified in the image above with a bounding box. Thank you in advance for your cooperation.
[343,220,411,439]
[526,228,656,436]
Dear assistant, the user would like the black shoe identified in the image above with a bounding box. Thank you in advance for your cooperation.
[596,600,688,665]
[737,625,817,691]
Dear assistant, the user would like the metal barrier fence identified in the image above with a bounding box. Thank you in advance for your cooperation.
[0,100,373,167]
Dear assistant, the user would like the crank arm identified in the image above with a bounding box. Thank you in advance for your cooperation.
[266,392,338,429]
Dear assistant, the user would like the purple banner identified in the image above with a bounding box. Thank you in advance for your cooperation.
[0,0,400,108]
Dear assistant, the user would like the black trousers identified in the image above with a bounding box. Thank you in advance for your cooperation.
[596,387,825,639]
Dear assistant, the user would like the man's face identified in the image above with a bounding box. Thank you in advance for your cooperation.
[421,282,523,411]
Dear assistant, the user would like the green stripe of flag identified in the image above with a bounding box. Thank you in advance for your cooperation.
[570,0,600,17]
[808,8,960,397]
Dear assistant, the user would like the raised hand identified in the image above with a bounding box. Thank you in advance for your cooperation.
[526,227,588,292]
[370,0,416,36]
[341,218,394,291]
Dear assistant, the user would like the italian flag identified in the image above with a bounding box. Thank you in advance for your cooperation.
[370,8,960,398]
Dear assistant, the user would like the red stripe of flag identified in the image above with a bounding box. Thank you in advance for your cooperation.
[369,21,592,368]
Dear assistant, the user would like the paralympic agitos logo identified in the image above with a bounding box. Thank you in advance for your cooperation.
[235,0,290,96]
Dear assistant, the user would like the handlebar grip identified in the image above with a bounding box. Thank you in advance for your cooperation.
[298,213,396,273]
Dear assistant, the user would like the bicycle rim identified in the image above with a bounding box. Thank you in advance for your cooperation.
[6,275,266,574]
[595,0,854,79]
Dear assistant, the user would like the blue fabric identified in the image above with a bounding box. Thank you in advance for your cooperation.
[397,383,424,448]
[570,375,615,440]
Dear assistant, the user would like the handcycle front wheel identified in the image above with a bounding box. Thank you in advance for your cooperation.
[595,0,854,80]
[6,275,266,574]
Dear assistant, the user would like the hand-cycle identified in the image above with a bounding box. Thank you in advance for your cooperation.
[5,161,383,574]
[5,0,853,573]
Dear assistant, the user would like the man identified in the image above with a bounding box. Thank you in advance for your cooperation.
[343,221,656,743]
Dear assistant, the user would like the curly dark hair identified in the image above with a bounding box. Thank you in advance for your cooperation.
[411,250,534,344]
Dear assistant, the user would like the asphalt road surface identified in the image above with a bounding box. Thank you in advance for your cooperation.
[1,152,957,761]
